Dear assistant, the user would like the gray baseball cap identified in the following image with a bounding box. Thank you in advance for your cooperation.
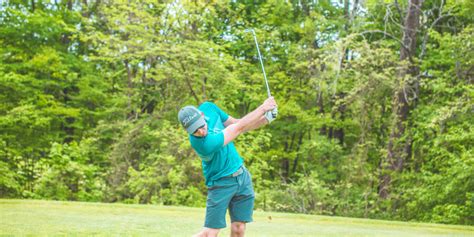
[178,105,206,134]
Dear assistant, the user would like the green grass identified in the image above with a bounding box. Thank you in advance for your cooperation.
[1,199,473,236]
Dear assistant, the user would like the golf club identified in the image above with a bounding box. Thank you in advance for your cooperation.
[245,28,277,119]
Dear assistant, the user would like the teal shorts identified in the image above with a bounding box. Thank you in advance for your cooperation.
[204,166,255,229]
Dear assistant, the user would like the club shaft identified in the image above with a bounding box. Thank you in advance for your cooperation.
[250,30,272,98]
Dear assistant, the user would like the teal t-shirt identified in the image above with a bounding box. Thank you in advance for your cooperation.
[189,102,243,187]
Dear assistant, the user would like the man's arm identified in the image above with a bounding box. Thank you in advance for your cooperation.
[243,116,268,133]
[223,116,240,127]
[222,97,276,146]
[224,115,267,132]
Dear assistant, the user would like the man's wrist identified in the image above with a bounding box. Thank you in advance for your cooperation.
[257,105,266,115]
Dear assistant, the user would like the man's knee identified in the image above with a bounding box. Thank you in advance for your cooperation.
[231,222,246,236]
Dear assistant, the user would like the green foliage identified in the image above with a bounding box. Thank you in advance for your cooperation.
[33,142,105,201]
[261,171,334,215]
[0,0,472,225]
[0,161,21,197]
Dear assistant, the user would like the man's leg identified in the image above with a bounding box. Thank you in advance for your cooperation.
[230,222,246,237]
[193,227,220,237]
[229,167,255,237]
[202,177,238,236]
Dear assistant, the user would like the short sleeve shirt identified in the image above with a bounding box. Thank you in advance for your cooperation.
[189,102,243,187]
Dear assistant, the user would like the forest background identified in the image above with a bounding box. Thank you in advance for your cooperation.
[0,0,472,225]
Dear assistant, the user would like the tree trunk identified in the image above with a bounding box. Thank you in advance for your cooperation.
[202,76,207,101]
[379,0,422,199]
[317,90,326,135]
[282,133,296,182]
[82,0,89,17]
[179,62,200,105]
[292,131,305,174]
[334,93,346,145]
[124,60,134,118]
[61,1,73,47]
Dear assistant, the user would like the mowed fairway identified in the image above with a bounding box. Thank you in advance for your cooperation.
[1,199,472,237]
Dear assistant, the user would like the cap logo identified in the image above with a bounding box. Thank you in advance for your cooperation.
[183,113,198,126]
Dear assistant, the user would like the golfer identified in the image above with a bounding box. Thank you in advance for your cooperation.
[178,97,277,237]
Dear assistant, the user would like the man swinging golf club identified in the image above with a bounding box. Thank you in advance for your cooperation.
[178,28,276,237]
[178,97,276,237]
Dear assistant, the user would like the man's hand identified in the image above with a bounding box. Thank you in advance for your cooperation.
[262,96,277,112]
[263,97,278,123]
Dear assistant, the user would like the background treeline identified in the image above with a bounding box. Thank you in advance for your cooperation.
[0,0,472,225]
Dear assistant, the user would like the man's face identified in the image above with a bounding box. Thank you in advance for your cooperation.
[192,113,208,137]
